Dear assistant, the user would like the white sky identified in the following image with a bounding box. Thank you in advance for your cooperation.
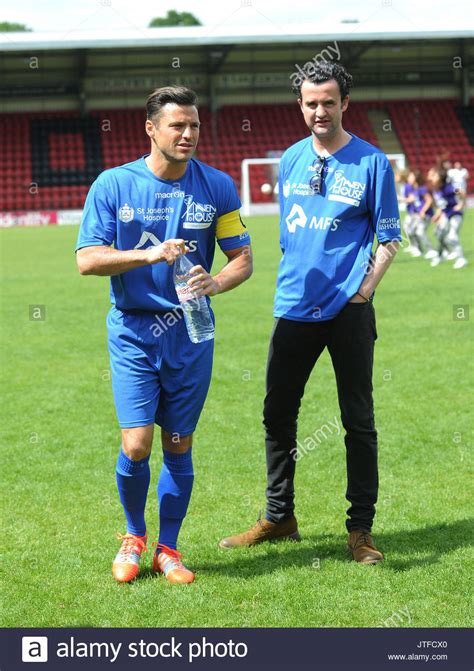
[0,0,473,33]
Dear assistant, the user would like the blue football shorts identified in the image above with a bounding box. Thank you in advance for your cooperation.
[107,305,214,435]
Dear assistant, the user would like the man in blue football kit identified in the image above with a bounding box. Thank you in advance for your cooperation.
[220,62,401,563]
[76,86,252,583]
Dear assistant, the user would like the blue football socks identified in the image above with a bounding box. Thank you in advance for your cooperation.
[157,447,194,551]
[116,448,150,537]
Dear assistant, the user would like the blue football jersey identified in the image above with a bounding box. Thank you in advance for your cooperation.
[275,133,401,322]
[76,156,250,312]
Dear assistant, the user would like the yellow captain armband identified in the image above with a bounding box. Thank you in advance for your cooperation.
[216,209,246,240]
[216,209,251,252]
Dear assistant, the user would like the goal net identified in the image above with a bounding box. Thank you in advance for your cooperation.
[240,153,406,217]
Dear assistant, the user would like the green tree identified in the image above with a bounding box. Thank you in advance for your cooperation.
[0,21,32,31]
[149,10,201,27]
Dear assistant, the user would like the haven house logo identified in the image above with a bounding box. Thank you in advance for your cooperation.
[328,171,366,207]
[181,195,216,229]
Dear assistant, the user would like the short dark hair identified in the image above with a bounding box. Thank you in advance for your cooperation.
[292,61,353,100]
[146,86,198,121]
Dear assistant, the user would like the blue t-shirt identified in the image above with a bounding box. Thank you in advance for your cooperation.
[76,156,250,312]
[275,133,401,322]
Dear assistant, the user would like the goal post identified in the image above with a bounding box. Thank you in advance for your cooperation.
[386,153,407,209]
[240,153,407,217]
[386,153,406,172]
[241,157,281,217]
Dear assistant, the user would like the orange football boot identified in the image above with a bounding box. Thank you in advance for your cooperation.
[152,543,195,584]
[112,532,147,583]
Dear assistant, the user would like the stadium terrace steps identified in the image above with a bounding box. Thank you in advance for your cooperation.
[456,106,474,147]
[366,109,404,155]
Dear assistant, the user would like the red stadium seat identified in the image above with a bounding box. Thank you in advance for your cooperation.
[0,101,472,211]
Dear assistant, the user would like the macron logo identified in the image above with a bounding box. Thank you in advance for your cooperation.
[286,204,307,233]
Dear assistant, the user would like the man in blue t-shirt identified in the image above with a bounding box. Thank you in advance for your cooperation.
[220,62,401,564]
[76,86,252,584]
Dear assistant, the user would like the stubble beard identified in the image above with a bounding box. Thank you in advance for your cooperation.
[310,121,337,142]
[152,137,195,164]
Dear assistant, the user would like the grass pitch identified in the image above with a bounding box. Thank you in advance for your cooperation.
[0,214,473,627]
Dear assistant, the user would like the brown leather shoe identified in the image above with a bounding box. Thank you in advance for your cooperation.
[219,515,300,549]
[348,530,384,564]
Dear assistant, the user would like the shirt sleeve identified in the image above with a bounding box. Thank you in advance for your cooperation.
[368,155,402,243]
[215,172,242,217]
[75,172,117,251]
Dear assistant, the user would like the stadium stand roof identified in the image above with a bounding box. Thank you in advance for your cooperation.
[1,23,473,212]
[1,23,474,51]
[1,23,472,112]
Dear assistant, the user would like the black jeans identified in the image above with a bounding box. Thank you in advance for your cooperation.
[263,301,378,533]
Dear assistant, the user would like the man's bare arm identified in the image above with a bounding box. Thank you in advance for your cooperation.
[453,190,465,211]
[76,239,187,276]
[186,246,253,297]
[350,240,400,302]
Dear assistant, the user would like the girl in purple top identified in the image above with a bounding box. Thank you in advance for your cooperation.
[412,170,436,259]
[397,169,418,255]
[428,167,467,269]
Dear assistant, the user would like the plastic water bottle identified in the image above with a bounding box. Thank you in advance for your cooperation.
[173,254,215,344]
